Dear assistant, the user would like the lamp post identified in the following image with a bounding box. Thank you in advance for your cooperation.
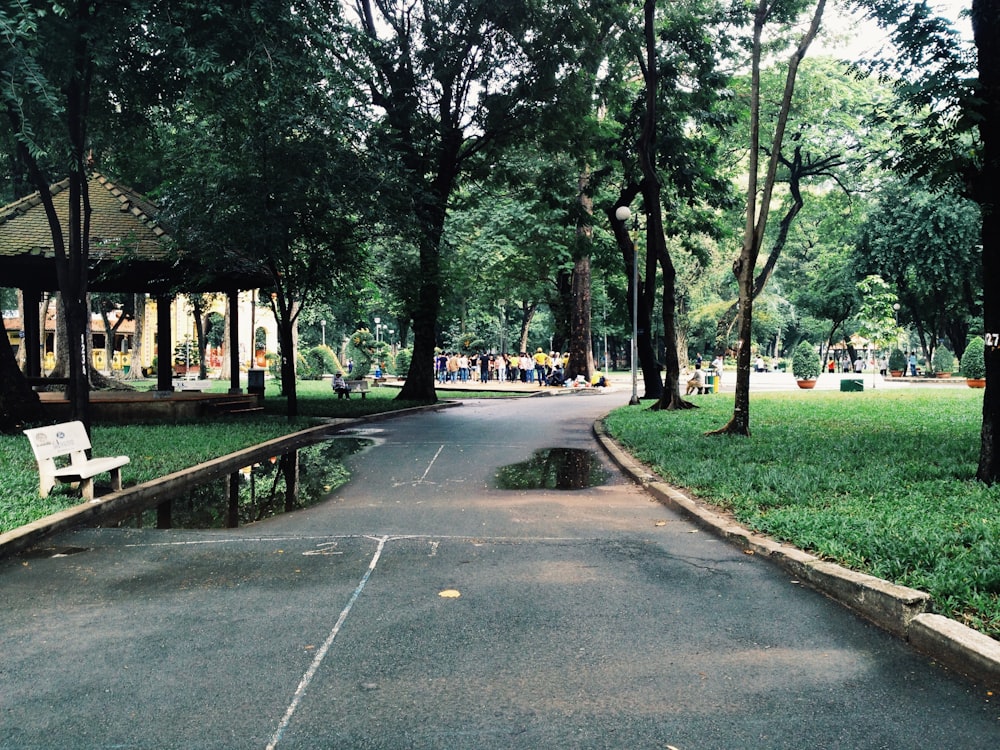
[498,299,506,353]
[320,320,326,348]
[374,316,381,347]
[615,205,640,405]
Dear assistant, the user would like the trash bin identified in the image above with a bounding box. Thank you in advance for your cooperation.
[703,375,715,393]
[247,368,265,396]
[840,378,863,392]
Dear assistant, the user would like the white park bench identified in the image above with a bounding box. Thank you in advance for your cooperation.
[23,421,130,502]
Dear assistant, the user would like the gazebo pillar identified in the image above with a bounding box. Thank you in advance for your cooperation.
[155,293,174,392]
[21,288,42,378]
[228,289,242,394]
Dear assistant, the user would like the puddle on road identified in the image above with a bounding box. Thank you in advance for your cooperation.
[495,448,609,490]
[125,437,373,530]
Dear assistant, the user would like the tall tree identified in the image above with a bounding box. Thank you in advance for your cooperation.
[0,1,109,427]
[334,0,601,401]
[853,0,1000,481]
[611,0,737,408]
[156,0,367,417]
[856,181,981,362]
[711,0,827,436]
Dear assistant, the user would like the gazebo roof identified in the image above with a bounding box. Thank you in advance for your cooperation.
[0,173,266,293]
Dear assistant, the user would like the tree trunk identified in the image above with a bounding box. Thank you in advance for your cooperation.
[123,293,145,381]
[276,307,298,417]
[517,301,536,355]
[0,333,43,431]
[566,255,595,380]
[975,0,1000,482]
[398,222,444,402]
[566,168,595,381]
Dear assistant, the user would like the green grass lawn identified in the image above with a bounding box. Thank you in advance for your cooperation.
[603,388,1000,637]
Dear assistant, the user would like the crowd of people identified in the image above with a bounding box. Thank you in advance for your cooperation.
[433,349,604,387]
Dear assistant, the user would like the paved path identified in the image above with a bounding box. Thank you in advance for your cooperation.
[2,392,998,749]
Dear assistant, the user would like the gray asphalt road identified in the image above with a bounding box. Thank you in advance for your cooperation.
[2,392,998,749]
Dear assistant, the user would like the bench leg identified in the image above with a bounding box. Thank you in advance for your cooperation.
[38,474,56,499]
[360,392,366,399]
[110,468,123,493]
[80,478,95,502]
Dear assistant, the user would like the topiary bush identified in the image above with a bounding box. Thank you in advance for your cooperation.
[395,348,412,377]
[346,328,376,379]
[888,348,906,373]
[932,347,955,375]
[961,336,986,380]
[792,341,821,380]
[300,345,341,380]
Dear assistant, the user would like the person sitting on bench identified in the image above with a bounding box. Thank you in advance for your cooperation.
[686,364,706,395]
[333,372,351,399]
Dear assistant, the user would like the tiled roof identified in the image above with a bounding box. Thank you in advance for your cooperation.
[0,172,169,262]
[0,172,269,293]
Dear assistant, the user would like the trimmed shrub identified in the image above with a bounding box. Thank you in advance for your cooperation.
[300,345,340,380]
[888,348,906,372]
[346,328,376,379]
[395,348,412,377]
[961,336,986,380]
[932,347,955,375]
[792,341,820,380]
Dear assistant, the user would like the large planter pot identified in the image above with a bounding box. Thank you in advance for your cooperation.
[796,379,817,389]
[935,372,951,379]
[890,370,903,378]
[967,378,986,388]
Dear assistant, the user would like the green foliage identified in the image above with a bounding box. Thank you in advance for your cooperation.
[791,340,820,380]
[888,348,907,372]
[173,337,200,367]
[855,275,900,351]
[856,182,981,355]
[395,348,412,377]
[604,390,1000,637]
[961,336,986,380]
[299,345,341,380]
[346,328,375,379]
[932,347,956,375]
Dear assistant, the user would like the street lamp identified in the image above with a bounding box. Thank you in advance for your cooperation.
[615,205,640,405]
[374,316,381,347]
[320,320,326,348]
[498,299,506,353]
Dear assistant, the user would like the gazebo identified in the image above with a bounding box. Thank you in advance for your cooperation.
[0,172,268,394]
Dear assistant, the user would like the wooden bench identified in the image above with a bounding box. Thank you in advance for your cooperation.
[23,421,130,502]
[334,378,369,399]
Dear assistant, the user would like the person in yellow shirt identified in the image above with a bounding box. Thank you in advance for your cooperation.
[533,348,549,386]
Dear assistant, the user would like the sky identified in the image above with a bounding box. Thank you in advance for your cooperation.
[817,0,974,59]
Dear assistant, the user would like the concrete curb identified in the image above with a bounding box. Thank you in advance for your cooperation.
[1,402,458,561]
[593,419,1000,689]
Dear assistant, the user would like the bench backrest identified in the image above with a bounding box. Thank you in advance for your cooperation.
[23,421,92,462]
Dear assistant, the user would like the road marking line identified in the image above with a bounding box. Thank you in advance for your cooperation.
[266,534,388,750]
[418,444,444,483]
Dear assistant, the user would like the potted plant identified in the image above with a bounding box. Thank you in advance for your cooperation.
[888,348,906,377]
[173,336,201,375]
[932,347,955,378]
[792,340,820,388]
[961,336,986,388]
